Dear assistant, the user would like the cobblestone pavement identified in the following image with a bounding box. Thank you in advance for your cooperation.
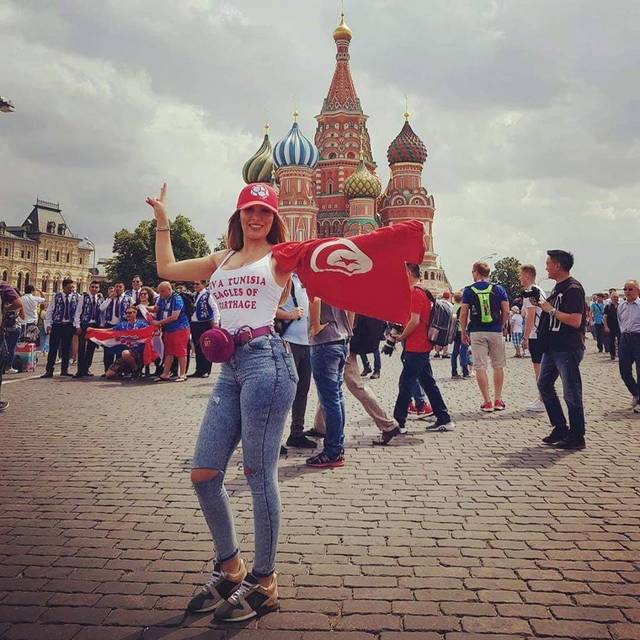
[1,340,639,640]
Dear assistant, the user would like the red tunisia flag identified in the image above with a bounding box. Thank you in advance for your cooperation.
[272,220,425,324]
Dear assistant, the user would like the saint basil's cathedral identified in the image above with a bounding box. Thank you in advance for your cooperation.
[241,13,450,292]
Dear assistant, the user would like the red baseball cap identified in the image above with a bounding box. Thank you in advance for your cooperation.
[236,183,279,215]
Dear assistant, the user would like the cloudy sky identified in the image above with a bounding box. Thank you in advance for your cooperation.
[1,0,638,291]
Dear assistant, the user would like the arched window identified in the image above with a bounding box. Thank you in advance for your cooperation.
[45,249,49,261]
[77,281,83,293]
[347,152,355,159]
[41,277,48,292]
[24,272,30,288]
[17,272,23,291]
[328,181,334,195]
[1,270,7,282]
[53,278,60,293]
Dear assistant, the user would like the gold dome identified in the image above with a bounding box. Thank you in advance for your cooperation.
[343,159,381,199]
[333,13,352,41]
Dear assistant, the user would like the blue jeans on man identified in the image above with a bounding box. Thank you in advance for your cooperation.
[537,349,585,440]
[393,351,450,427]
[451,335,469,377]
[311,342,349,459]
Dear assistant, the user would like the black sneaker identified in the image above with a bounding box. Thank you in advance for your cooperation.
[306,452,345,468]
[40,372,53,378]
[372,426,401,446]
[0,400,8,411]
[451,373,460,379]
[214,572,278,622]
[279,445,288,456]
[360,368,372,377]
[286,435,318,449]
[186,560,246,613]
[303,428,325,439]
[370,371,380,380]
[425,418,455,432]
[554,437,586,450]
[60,372,73,377]
[542,426,569,445]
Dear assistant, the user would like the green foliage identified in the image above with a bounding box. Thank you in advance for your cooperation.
[213,234,227,252]
[490,256,522,301]
[106,215,210,285]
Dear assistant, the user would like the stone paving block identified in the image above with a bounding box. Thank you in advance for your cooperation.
[1,346,638,638]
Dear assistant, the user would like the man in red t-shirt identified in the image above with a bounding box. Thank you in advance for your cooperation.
[390,264,454,434]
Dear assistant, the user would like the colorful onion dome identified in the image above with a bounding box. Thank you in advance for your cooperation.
[387,116,428,165]
[242,125,274,184]
[343,158,382,199]
[273,113,319,169]
[333,13,352,41]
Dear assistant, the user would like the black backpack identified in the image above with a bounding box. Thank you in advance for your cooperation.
[178,292,195,319]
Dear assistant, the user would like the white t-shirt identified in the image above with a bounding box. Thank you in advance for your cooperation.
[19,293,45,324]
[521,285,545,340]
[510,313,524,334]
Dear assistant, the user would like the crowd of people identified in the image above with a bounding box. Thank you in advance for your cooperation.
[1,179,639,623]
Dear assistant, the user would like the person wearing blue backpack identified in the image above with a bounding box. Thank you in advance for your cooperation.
[460,261,510,412]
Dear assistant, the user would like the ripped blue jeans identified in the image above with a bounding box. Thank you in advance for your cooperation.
[192,333,297,577]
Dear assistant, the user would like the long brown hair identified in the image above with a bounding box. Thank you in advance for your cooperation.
[226,209,289,251]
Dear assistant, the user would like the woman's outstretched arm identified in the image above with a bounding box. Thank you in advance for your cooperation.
[146,182,219,281]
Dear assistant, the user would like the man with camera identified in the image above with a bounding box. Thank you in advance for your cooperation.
[520,264,546,412]
[390,263,454,436]
[535,250,587,449]
[0,282,23,410]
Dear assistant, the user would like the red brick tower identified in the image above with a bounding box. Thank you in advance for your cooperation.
[314,13,377,238]
[379,113,451,292]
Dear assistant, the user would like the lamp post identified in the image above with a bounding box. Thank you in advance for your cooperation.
[0,97,15,113]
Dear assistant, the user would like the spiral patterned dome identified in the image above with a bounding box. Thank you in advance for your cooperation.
[273,116,319,169]
[242,129,274,184]
[387,119,428,165]
[343,158,381,199]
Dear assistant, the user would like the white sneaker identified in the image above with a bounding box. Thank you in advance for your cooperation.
[634,405,640,414]
[398,426,408,435]
[527,398,546,412]
[6,368,18,374]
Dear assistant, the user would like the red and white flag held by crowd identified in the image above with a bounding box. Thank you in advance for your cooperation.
[86,325,161,366]
[272,220,425,324]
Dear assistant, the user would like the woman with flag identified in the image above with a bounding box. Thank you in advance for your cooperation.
[145,181,426,622]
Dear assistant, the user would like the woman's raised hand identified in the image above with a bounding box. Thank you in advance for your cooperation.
[146,182,169,225]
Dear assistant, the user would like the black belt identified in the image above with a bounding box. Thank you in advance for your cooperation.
[319,338,349,346]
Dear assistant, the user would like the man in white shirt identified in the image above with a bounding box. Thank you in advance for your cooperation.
[188,280,220,378]
[618,279,640,413]
[18,285,44,348]
[520,264,546,412]
[41,278,79,378]
[99,281,131,372]
[73,280,104,378]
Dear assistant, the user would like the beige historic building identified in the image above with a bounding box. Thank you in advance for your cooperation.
[0,198,93,297]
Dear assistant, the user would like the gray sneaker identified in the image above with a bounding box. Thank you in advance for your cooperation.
[186,559,246,613]
[214,572,278,622]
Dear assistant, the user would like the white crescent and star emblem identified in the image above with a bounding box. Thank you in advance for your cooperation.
[310,239,373,276]
[250,185,269,199]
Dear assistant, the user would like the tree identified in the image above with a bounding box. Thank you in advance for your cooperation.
[490,256,522,301]
[213,234,227,252]
[106,215,210,285]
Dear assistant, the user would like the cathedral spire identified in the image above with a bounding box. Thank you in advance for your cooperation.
[322,12,362,114]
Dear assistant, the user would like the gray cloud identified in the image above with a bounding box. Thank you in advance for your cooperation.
[1,0,638,291]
